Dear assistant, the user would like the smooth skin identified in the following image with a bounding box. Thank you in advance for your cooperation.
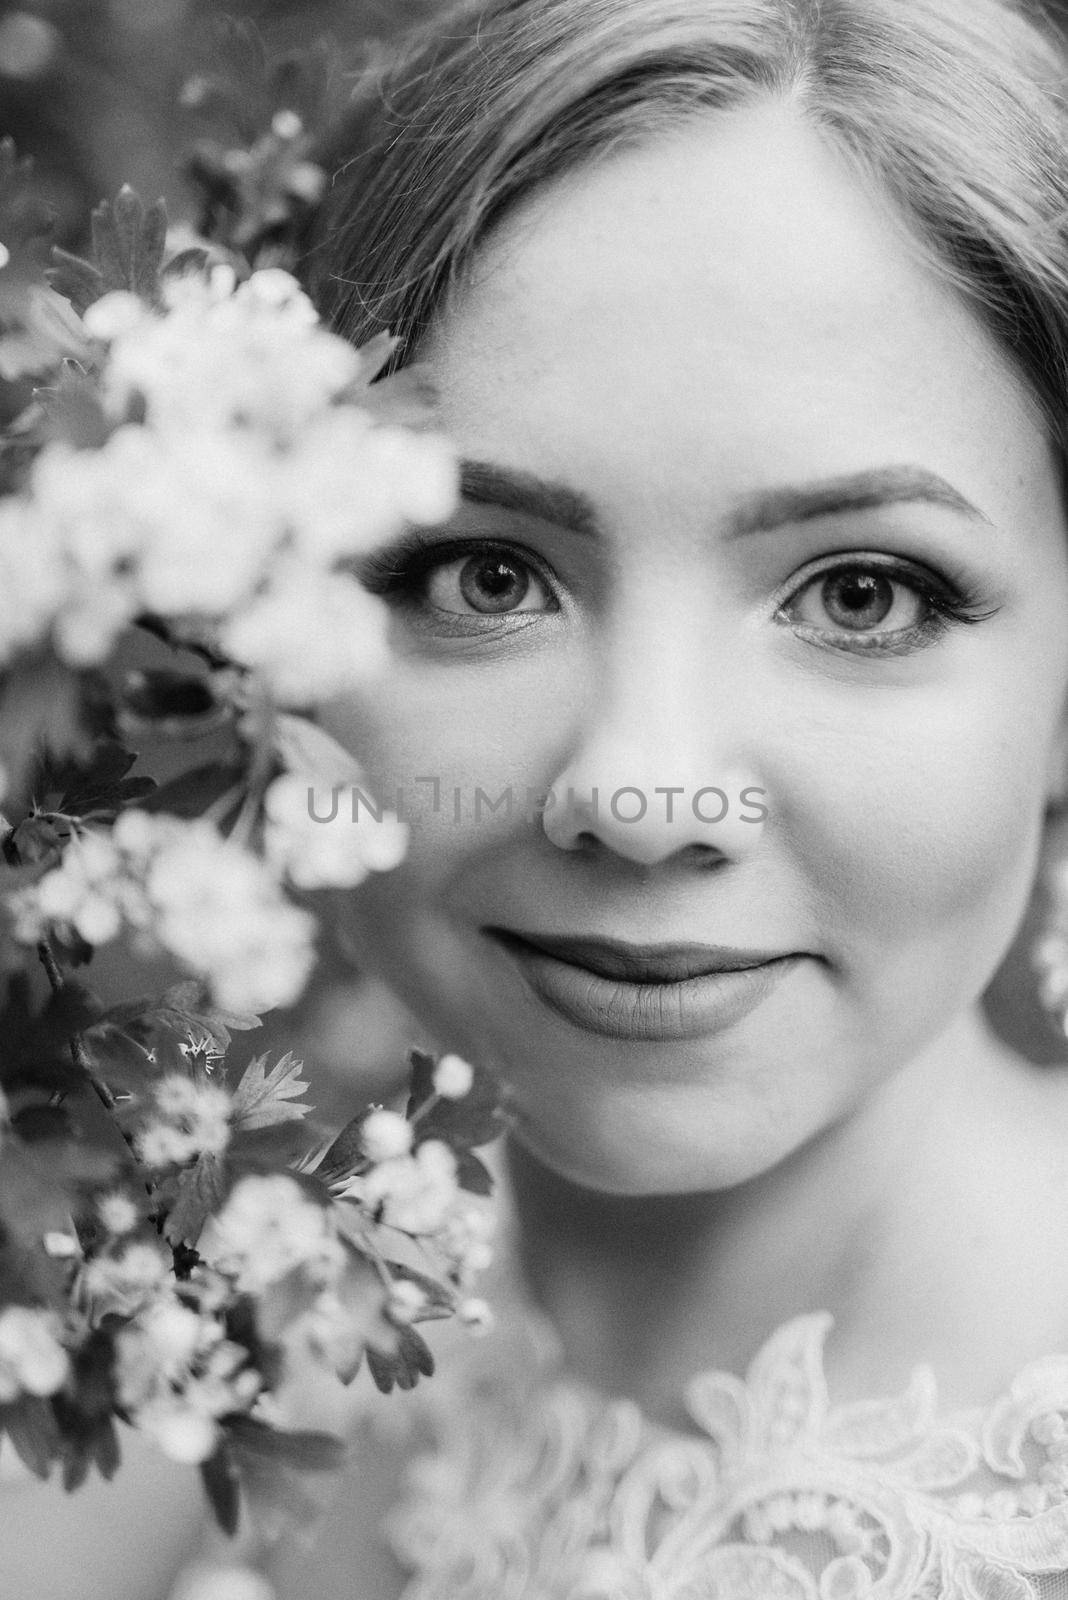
[322,100,1068,1422]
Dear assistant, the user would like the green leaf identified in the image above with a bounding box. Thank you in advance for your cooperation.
[34,363,114,452]
[89,187,168,306]
[161,1151,229,1247]
[53,1331,122,1489]
[0,972,103,1096]
[313,1109,372,1187]
[0,1395,61,1479]
[0,653,92,808]
[223,1416,346,1541]
[231,1052,311,1132]
[454,1150,494,1198]
[364,1324,435,1395]
[226,1416,344,1471]
[200,1439,242,1536]
[0,139,54,278]
[33,737,156,824]
[137,761,246,823]
[46,249,104,318]
[406,1049,507,1154]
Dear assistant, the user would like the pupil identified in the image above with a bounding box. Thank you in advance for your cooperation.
[823,571,893,630]
[460,553,530,613]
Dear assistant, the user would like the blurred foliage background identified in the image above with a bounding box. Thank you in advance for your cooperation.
[0,0,441,246]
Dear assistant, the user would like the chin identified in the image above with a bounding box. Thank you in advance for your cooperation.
[510,1093,806,1197]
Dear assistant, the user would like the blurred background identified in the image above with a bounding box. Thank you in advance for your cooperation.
[0,0,442,245]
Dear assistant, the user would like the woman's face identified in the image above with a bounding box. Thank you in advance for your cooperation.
[322,101,1068,1194]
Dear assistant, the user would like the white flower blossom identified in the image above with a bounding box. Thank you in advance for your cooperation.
[135,1075,232,1168]
[115,1289,261,1465]
[11,813,317,1012]
[386,1280,427,1324]
[0,1306,69,1400]
[263,772,407,890]
[0,498,70,667]
[360,1109,413,1163]
[96,1192,139,1237]
[277,412,457,563]
[345,1139,460,1235]
[220,562,391,706]
[439,1203,496,1288]
[170,1563,276,1600]
[457,1297,494,1334]
[43,1232,80,1259]
[93,272,361,440]
[80,1241,171,1320]
[198,1174,343,1295]
[432,1053,474,1101]
[9,825,132,945]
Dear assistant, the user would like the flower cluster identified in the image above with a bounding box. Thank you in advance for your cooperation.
[0,266,457,698]
[0,41,506,1550]
[9,809,317,1012]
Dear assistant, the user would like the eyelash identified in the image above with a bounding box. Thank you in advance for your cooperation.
[773,554,998,657]
[357,534,560,633]
[357,533,996,655]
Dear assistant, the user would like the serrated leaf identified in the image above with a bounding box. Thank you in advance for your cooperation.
[92,978,260,1066]
[161,246,210,280]
[364,1324,434,1395]
[231,1052,311,1132]
[37,737,156,823]
[138,762,246,823]
[161,1152,229,1247]
[46,249,105,318]
[313,1109,372,1186]
[34,363,113,451]
[407,1049,506,1153]
[87,187,168,306]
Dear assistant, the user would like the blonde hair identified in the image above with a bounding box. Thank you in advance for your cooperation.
[304,0,1068,447]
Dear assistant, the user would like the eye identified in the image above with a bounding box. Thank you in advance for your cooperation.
[356,533,561,632]
[425,546,554,615]
[791,566,916,633]
[777,557,992,656]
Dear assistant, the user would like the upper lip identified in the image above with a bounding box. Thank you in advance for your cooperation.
[486,927,796,983]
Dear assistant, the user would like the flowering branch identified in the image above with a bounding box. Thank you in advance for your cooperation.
[0,28,509,1544]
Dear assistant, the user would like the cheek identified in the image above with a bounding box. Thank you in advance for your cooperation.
[782,656,1064,981]
[317,646,586,886]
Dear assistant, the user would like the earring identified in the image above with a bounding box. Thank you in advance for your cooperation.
[1033,846,1068,1037]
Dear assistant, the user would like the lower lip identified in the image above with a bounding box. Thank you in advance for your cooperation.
[489,936,805,1042]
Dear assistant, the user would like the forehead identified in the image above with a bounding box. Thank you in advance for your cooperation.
[421,100,1060,540]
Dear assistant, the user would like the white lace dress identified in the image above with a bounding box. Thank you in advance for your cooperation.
[385,1305,1068,1599]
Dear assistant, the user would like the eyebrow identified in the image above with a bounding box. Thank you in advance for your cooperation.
[727,466,993,536]
[458,459,992,537]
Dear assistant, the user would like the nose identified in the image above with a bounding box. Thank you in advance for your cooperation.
[542,611,768,866]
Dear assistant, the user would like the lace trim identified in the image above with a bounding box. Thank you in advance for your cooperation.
[387,1313,1068,1600]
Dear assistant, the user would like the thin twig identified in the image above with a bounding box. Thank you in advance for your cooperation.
[36,938,117,1112]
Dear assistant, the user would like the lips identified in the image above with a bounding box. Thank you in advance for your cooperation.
[487,929,787,982]
[484,927,805,1042]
